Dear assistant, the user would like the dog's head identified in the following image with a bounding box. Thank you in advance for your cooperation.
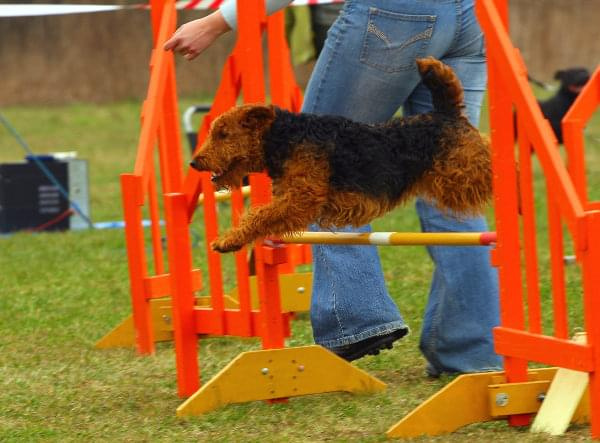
[555,67,590,95]
[190,104,276,189]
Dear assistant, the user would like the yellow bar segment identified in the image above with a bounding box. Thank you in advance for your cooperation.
[198,185,251,204]
[282,231,493,246]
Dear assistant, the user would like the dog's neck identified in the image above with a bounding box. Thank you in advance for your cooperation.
[263,108,333,179]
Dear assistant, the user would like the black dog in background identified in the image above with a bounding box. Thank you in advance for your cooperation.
[538,67,590,143]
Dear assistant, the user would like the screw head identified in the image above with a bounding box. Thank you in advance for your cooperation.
[297,286,305,294]
[495,393,509,407]
[298,365,305,372]
[261,367,269,375]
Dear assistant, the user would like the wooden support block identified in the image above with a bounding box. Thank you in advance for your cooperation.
[386,368,565,439]
[229,272,312,313]
[95,298,173,349]
[176,345,385,416]
[488,380,549,416]
[262,244,288,265]
[386,371,502,438]
[531,333,589,436]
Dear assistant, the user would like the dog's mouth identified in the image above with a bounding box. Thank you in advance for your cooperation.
[210,167,245,191]
[210,172,227,188]
[190,156,248,190]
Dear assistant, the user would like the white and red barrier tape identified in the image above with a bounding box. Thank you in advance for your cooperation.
[0,1,343,18]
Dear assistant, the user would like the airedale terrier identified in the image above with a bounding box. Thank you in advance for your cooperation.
[191,57,492,253]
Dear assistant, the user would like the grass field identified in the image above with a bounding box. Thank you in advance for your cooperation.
[0,92,599,442]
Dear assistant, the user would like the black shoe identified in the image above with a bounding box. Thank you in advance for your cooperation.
[329,328,409,362]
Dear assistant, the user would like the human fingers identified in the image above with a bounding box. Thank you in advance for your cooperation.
[163,35,180,51]
[183,50,199,61]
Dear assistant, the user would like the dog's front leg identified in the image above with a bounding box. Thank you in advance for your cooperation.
[211,194,322,253]
[211,150,330,253]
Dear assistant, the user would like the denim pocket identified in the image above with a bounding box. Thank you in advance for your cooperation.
[360,8,436,73]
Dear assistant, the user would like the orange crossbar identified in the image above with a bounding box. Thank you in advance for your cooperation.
[494,327,594,372]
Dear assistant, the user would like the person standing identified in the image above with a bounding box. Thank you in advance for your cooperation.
[165,0,502,375]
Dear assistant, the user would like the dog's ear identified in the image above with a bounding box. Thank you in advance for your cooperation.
[240,105,275,129]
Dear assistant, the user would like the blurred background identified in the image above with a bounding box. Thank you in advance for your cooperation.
[1,0,599,105]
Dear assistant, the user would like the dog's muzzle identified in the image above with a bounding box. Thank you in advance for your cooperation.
[190,156,214,173]
[190,160,225,186]
[189,159,204,172]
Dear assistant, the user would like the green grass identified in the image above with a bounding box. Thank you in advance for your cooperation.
[0,95,599,442]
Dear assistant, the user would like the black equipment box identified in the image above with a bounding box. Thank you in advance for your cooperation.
[0,158,89,233]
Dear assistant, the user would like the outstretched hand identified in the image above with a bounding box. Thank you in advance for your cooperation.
[163,11,231,60]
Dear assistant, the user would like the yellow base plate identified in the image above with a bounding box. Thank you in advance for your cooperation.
[386,368,589,439]
[177,345,386,416]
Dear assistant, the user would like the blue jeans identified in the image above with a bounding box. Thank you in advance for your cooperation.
[302,0,502,374]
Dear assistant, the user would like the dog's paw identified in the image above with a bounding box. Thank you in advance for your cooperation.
[211,238,244,253]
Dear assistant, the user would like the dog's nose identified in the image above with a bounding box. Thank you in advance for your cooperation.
[190,157,206,171]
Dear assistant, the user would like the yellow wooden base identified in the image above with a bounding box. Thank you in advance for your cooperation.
[231,271,312,312]
[96,272,312,349]
[94,296,237,349]
[95,298,174,349]
[177,345,386,416]
[386,368,589,439]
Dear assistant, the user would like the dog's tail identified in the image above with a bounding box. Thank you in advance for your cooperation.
[416,57,464,117]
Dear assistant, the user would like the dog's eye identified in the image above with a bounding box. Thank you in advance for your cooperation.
[215,129,228,140]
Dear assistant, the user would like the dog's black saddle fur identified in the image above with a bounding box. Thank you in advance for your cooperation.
[263,108,453,201]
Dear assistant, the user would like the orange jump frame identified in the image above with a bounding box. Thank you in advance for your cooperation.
[388,0,600,439]
[98,0,385,415]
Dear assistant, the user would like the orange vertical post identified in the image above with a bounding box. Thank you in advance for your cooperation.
[158,61,185,194]
[236,0,290,350]
[164,192,200,397]
[148,165,165,275]
[238,0,266,104]
[257,244,288,349]
[201,173,226,335]
[480,0,530,427]
[516,118,541,334]
[547,195,568,339]
[121,174,155,354]
[231,188,253,336]
[583,211,600,438]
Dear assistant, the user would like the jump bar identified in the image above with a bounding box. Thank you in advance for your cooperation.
[280,231,497,246]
